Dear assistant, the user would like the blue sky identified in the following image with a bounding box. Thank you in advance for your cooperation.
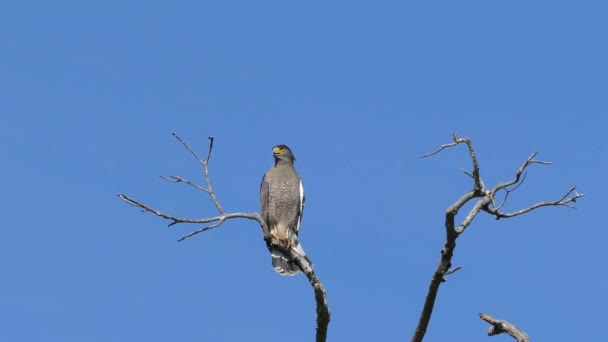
[1,1,606,341]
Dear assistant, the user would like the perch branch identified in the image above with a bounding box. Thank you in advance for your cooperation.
[479,313,530,342]
[119,134,330,342]
[410,134,584,342]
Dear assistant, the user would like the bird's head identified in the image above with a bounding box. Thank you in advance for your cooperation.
[272,145,296,163]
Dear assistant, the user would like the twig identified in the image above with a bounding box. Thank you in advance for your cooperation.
[479,313,530,342]
[460,168,474,178]
[160,175,209,193]
[119,134,330,342]
[444,266,462,275]
[420,142,459,158]
[199,136,224,214]
[410,134,583,342]
[493,172,528,211]
[171,132,207,169]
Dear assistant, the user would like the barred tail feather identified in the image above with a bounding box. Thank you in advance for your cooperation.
[270,243,312,276]
[271,248,299,275]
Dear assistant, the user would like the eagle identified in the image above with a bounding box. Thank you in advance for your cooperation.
[260,145,310,275]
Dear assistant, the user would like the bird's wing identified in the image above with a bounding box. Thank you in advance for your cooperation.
[260,172,270,224]
[295,179,305,236]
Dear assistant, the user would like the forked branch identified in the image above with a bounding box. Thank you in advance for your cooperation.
[118,134,330,342]
[410,134,584,342]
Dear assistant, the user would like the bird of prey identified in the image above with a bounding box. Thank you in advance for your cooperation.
[260,145,310,276]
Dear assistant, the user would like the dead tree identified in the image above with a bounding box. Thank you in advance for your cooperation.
[118,134,330,342]
[410,134,584,342]
[119,133,581,341]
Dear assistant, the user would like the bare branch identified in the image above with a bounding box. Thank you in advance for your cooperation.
[168,134,224,214]
[176,213,265,242]
[460,168,474,178]
[422,134,483,191]
[493,172,528,210]
[202,147,225,215]
[276,241,331,342]
[484,187,584,219]
[459,136,482,192]
[118,193,224,226]
[171,132,207,169]
[160,175,209,193]
[455,197,491,234]
[479,313,530,342]
[444,266,462,275]
[177,219,224,239]
[420,141,459,158]
[410,134,583,342]
[450,190,477,214]
[490,152,551,195]
[119,134,330,342]
[411,187,480,341]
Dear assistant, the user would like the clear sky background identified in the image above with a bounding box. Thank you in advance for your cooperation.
[1,1,606,341]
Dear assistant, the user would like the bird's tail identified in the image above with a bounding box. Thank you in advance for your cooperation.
[271,243,311,276]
